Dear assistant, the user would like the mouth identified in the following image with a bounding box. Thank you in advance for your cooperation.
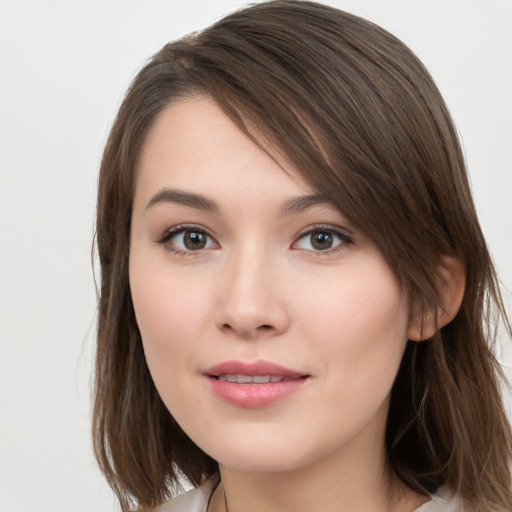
[205,360,308,382]
[215,374,295,383]
[204,360,310,408]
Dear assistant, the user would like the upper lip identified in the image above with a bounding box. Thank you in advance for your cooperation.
[205,360,307,379]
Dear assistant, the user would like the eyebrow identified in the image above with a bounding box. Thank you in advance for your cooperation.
[145,188,339,218]
[146,188,220,212]
[279,193,339,217]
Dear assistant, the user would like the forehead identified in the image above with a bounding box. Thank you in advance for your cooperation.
[133,96,316,212]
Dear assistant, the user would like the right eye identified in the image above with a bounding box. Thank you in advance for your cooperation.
[157,225,218,254]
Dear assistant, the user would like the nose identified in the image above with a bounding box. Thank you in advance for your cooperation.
[215,248,290,339]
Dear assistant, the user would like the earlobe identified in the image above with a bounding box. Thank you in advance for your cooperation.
[407,256,466,341]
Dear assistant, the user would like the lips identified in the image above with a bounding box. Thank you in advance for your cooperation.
[204,360,309,408]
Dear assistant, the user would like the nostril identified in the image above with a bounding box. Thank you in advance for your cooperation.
[221,322,276,337]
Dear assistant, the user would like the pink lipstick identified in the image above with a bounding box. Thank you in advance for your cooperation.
[204,360,309,408]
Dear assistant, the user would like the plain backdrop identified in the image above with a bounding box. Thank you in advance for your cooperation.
[1,1,511,510]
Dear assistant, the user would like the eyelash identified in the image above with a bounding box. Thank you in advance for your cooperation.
[156,224,219,257]
[293,225,353,255]
[156,224,353,256]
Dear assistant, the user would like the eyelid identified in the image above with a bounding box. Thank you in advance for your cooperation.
[156,223,220,253]
[154,223,353,256]
[292,225,354,253]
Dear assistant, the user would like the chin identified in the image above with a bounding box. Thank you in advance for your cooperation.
[217,452,306,474]
[198,429,333,475]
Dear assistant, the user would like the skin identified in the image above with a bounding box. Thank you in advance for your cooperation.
[129,97,430,511]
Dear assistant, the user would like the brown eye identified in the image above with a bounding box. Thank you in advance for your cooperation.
[183,230,208,250]
[158,225,218,253]
[293,228,352,252]
[310,231,334,250]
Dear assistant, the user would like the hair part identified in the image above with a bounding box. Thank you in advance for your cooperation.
[93,1,512,510]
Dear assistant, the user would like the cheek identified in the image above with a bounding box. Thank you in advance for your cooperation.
[129,257,214,372]
[295,262,409,385]
[285,263,409,449]
[129,262,218,421]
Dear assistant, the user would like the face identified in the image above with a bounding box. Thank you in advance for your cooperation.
[129,97,413,474]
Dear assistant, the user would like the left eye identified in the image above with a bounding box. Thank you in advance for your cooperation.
[294,228,349,252]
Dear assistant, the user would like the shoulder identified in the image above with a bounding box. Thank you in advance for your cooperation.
[414,487,468,512]
[154,478,218,512]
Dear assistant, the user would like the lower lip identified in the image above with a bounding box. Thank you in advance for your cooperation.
[207,377,308,408]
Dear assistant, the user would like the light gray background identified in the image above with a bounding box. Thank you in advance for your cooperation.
[1,1,511,510]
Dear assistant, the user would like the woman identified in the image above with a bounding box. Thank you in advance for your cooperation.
[93,1,512,511]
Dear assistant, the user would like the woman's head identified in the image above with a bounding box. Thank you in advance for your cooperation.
[129,94,424,477]
[94,1,511,510]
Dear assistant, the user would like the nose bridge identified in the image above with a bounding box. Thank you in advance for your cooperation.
[216,238,288,337]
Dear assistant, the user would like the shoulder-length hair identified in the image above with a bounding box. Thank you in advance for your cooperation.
[93,1,512,510]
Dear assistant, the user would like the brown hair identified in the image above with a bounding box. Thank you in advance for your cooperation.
[93,1,512,510]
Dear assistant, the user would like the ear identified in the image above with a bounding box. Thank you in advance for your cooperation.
[407,256,466,341]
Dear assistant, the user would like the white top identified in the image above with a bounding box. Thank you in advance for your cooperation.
[155,478,466,512]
